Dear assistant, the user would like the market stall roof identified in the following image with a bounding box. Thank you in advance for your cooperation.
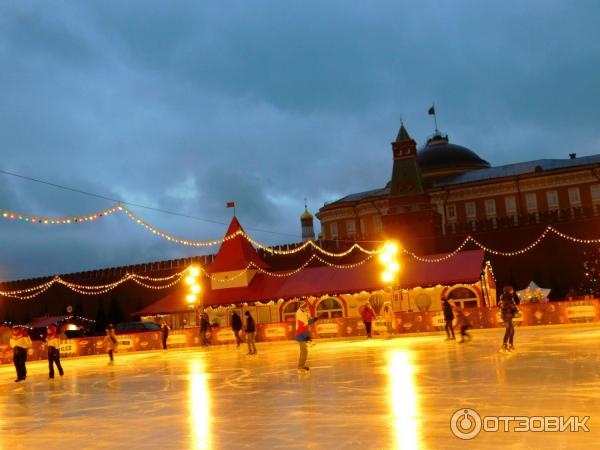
[209,216,269,272]
[27,315,95,329]
[135,249,485,316]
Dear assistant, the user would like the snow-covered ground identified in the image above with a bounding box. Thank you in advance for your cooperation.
[2,324,600,449]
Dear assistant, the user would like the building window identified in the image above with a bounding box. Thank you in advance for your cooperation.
[346,220,356,238]
[591,184,600,203]
[446,287,479,309]
[546,190,559,209]
[465,202,476,219]
[316,297,344,319]
[526,193,538,212]
[446,204,456,221]
[373,216,383,235]
[359,218,366,237]
[568,187,581,206]
[282,301,301,322]
[330,223,338,239]
[484,199,496,217]
[505,196,517,215]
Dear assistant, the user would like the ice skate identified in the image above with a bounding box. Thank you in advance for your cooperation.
[500,344,509,353]
[297,367,310,374]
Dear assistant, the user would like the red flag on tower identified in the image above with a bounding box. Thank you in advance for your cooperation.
[226,202,235,208]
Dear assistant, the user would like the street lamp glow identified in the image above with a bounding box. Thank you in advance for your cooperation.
[381,271,394,283]
[388,262,400,273]
[185,276,196,285]
[189,266,200,277]
[379,253,392,264]
[186,294,197,304]
[191,284,201,294]
[386,242,399,255]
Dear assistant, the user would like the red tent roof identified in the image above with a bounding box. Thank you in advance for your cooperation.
[209,216,269,272]
[135,249,485,315]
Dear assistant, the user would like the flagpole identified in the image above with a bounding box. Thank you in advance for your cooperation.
[433,102,438,132]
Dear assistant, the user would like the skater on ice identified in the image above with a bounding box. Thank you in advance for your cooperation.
[455,307,472,343]
[360,301,376,339]
[10,327,32,382]
[382,303,394,338]
[295,301,316,373]
[499,285,519,352]
[200,313,211,347]
[245,311,257,355]
[442,296,455,341]
[104,324,118,363]
[160,320,170,350]
[46,325,64,379]
[230,310,244,348]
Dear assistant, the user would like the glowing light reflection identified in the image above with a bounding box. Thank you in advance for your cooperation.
[189,362,211,449]
[388,351,420,450]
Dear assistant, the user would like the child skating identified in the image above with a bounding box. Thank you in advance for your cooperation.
[10,327,32,382]
[454,307,472,343]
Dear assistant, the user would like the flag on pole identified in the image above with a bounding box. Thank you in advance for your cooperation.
[226,202,235,208]
[428,105,436,115]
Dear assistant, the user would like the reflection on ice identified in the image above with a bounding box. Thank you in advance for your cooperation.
[389,351,420,450]
[189,361,211,449]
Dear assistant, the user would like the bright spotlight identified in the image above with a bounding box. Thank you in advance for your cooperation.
[186,294,197,303]
[381,271,394,283]
[185,276,196,285]
[189,266,200,277]
[191,284,201,294]
[388,262,400,273]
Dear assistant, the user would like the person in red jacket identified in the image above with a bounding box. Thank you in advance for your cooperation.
[360,302,376,338]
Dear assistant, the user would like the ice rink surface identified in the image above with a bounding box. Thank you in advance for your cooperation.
[2,324,600,449]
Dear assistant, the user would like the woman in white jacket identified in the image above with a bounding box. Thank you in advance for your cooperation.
[10,327,32,382]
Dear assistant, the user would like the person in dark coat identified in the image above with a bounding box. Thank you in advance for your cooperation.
[442,297,455,340]
[245,311,257,355]
[230,311,244,347]
[46,325,64,379]
[160,321,170,350]
[200,313,211,346]
[499,285,519,351]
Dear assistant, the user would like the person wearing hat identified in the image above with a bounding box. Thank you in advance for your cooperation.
[499,285,519,352]
[10,327,32,382]
[103,324,118,363]
[244,311,257,355]
[46,325,64,379]
[295,302,317,373]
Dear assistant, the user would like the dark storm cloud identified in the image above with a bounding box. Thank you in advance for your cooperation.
[0,0,599,279]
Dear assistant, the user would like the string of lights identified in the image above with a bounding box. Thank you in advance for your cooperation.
[0,269,190,300]
[3,202,600,264]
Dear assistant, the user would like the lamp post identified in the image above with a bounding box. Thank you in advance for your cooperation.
[185,265,202,326]
[379,241,402,310]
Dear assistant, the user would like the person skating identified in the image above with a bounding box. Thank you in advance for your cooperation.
[442,297,455,340]
[382,303,394,338]
[499,285,519,352]
[230,310,244,347]
[244,311,257,355]
[295,302,316,373]
[360,301,376,338]
[160,320,170,350]
[10,327,32,382]
[104,324,118,363]
[200,313,211,347]
[454,307,472,343]
[46,325,64,379]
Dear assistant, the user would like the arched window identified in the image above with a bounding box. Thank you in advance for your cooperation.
[282,301,301,322]
[316,297,344,319]
[446,287,479,309]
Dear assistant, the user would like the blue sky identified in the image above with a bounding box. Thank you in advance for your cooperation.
[0,0,599,279]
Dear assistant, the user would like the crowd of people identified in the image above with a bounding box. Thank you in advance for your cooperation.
[6,285,522,381]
